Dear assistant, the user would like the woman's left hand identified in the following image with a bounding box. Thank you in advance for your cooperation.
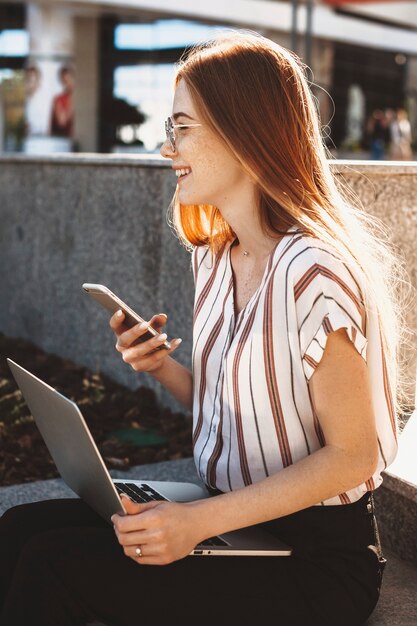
[111,495,202,565]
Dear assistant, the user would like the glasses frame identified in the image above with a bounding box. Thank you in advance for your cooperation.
[165,116,202,152]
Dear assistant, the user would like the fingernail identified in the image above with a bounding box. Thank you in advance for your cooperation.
[159,333,167,340]
[117,310,123,318]
[174,338,182,346]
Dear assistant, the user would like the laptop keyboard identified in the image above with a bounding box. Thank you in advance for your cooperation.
[116,482,166,503]
[115,482,229,548]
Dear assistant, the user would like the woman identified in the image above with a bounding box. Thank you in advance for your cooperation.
[0,31,406,626]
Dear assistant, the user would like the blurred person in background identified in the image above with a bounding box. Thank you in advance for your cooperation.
[366,109,389,160]
[390,108,413,160]
[25,65,47,137]
[50,65,75,138]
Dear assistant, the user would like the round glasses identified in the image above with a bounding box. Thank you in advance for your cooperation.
[164,116,202,152]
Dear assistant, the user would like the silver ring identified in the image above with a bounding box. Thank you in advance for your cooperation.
[135,546,142,557]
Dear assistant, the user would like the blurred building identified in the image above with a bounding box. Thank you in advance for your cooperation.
[0,0,416,156]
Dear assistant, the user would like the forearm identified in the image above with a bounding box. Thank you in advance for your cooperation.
[150,356,193,411]
[188,444,377,543]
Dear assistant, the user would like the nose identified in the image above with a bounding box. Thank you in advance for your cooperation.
[160,137,176,159]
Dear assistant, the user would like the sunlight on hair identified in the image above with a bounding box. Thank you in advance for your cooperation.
[166,30,415,414]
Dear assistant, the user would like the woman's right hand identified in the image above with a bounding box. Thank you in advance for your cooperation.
[109,310,182,374]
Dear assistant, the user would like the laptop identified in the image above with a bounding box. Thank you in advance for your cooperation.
[7,359,292,557]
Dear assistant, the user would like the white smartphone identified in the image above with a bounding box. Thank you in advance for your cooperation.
[82,283,171,350]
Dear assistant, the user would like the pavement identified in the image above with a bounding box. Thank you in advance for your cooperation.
[1,457,416,625]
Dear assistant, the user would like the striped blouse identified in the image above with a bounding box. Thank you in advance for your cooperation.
[191,230,398,505]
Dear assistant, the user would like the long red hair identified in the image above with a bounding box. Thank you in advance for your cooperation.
[169,31,412,409]
[173,32,336,250]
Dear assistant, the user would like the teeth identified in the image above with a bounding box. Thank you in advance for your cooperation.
[175,168,191,178]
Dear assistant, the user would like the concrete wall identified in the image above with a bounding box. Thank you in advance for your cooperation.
[336,161,417,403]
[0,154,190,407]
[0,155,416,409]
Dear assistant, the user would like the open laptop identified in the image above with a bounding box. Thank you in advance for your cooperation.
[7,359,292,557]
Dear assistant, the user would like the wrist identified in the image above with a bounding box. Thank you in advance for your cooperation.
[186,499,218,544]
[149,354,172,379]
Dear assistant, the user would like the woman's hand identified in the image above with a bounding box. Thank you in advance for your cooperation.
[110,309,193,410]
[110,310,182,374]
[111,496,203,565]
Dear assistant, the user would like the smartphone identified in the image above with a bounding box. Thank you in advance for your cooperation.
[82,283,171,350]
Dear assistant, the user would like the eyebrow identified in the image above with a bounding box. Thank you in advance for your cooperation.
[172,111,196,122]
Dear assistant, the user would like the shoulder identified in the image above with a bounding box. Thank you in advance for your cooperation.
[281,232,343,270]
[287,235,369,378]
[280,233,364,293]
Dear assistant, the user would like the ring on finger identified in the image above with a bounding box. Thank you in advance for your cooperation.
[135,546,142,557]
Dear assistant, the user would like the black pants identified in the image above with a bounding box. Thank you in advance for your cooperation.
[0,493,384,626]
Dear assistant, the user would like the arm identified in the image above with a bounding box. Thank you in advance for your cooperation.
[110,310,193,411]
[190,328,378,533]
[113,328,379,564]
[150,355,193,411]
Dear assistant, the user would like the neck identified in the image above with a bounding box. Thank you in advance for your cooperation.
[233,234,278,262]
[226,210,278,261]
[215,181,280,261]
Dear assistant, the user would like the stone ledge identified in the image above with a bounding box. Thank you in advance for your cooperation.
[0,152,169,168]
[365,551,417,625]
[332,160,417,175]
[374,412,417,564]
[374,476,417,565]
[0,153,416,176]
[382,471,417,505]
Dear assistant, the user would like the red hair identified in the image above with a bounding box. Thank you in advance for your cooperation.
[172,31,334,251]
[168,30,412,411]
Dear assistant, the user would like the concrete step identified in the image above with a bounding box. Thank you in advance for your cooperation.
[365,550,417,625]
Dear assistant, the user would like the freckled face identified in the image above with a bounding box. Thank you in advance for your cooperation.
[160,79,251,208]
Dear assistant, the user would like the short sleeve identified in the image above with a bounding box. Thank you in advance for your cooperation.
[295,250,368,381]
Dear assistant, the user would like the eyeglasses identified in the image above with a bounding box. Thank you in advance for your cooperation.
[164,116,202,152]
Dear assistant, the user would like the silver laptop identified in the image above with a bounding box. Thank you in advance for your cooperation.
[7,359,292,557]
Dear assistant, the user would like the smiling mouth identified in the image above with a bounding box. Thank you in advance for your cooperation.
[175,167,191,181]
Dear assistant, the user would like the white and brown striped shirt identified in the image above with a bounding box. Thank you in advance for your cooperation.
[191,230,397,505]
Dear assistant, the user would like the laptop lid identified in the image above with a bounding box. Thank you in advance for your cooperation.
[7,359,207,519]
[7,358,126,522]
